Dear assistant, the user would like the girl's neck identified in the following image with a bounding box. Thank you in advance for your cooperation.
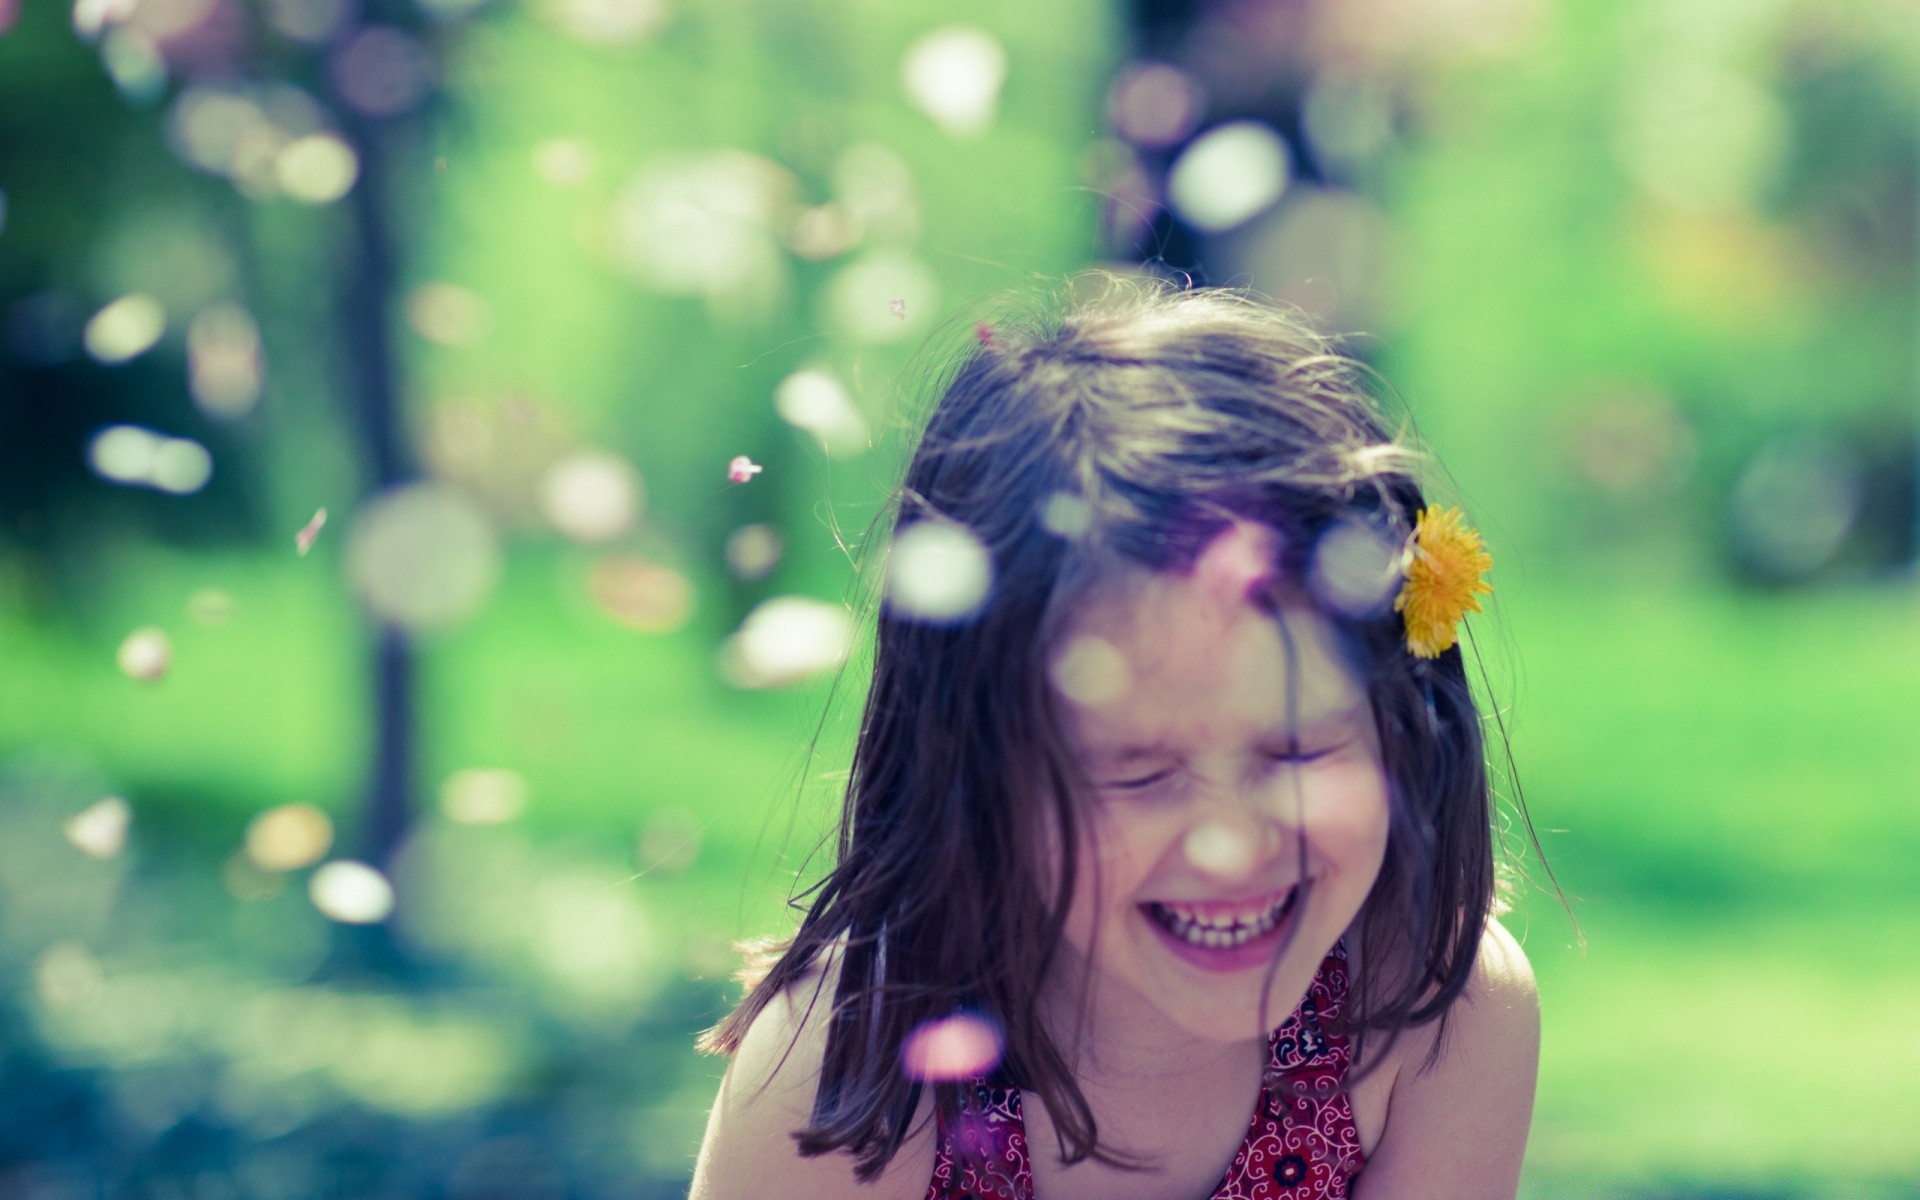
[1036,960,1267,1093]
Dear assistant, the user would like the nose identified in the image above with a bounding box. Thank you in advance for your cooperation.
[1180,801,1282,883]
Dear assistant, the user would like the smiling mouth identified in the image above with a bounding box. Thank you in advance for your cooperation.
[1142,886,1301,950]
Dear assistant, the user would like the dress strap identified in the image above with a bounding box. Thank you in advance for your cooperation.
[924,1081,1034,1200]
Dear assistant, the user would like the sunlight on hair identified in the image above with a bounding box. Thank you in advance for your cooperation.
[1049,635,1130,707]
[774,365,869,457]
[64,797,131,860]
[885,521,991,624]
[440,768,528,825]
[115,627,172,681]
[1107,60,1204,149]
[1182,820,1260,879]
[724,524,782,580]
[900,27,1006,138]
[1168,120,1290,233]
[718,596,853,688]
[901,1013,1003,1082]
[83,294,165,363]
[187,302,263,418]
[587,556,693,632]
[345,484,501,632]
[540,449,642,543]
[310,860,395,924]
[245,804,334,872]
[1308,516,1404,620]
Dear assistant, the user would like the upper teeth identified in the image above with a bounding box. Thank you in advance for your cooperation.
[1149,892,1293,949]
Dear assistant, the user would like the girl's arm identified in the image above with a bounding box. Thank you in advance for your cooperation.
[689,975,936,1200]
[1351,916,1542,1200]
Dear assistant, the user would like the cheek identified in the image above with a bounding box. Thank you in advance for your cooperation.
[1060,805,1171,938]
[1296,761,1392,873]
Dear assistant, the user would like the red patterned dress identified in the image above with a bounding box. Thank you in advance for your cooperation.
[924,944,1364,1199]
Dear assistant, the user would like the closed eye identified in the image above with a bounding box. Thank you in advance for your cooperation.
[1102,768,1177,792]
[1263,744,1338,766]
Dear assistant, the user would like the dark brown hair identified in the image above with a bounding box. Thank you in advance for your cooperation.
[701,271,1532,1181]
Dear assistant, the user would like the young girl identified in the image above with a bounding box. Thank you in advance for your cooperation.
[690,275,1542,1200]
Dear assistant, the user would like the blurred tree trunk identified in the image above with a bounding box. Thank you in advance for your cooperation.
[333,38,418,876]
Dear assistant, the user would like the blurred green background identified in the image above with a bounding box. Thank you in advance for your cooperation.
[2,0,1917,1195]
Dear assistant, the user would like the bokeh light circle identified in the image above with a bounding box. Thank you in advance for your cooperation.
[345,483,501,632]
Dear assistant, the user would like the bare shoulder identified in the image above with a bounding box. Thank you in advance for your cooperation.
[1351,916,1541,1200]
[689,951,935,1200]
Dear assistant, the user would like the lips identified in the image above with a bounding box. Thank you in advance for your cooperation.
[1137,884,1305,972]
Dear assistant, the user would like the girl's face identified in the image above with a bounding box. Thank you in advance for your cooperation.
[1045,554,1391,1044]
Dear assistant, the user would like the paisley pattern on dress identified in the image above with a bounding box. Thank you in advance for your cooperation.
[924,945,1363,1200]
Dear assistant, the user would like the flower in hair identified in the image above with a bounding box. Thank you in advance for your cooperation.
[1394,506,1492,659]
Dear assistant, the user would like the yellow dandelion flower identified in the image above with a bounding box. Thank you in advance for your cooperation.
[1394,506,1493,659]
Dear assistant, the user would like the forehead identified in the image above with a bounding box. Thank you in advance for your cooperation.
[1053,565,1365,752]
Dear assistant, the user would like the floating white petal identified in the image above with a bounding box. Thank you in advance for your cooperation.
[901,1013,1002,1081]
[886,522,991,624]
[1049,635,1130,708]
[65,797,131,860]
[1167,120,1290,233]
[774,366,868,457]
[246,803,334,872]
[440,768,528,825]
[901,26,1007,138]
[277,133,359,204]
[1182,821,1259,879]
[1308,516,1403,619]
[719,596,853,688]
[84,294,165,364]
[115,627,171,681]
[540,449,642,543]
[309,860,396,924]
